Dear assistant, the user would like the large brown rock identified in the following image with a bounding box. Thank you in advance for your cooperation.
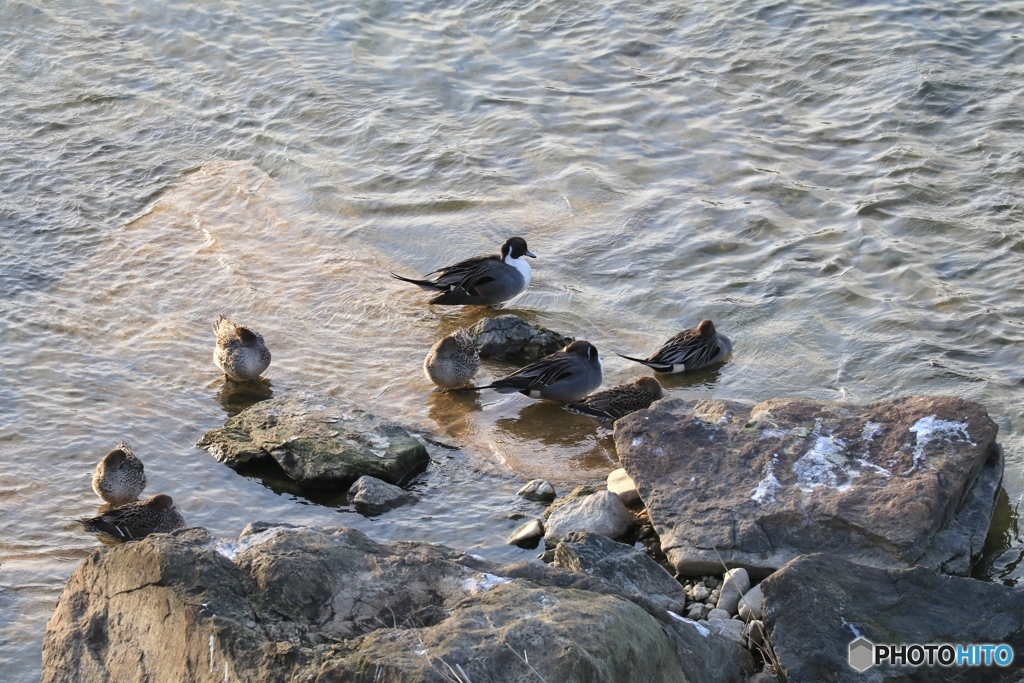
[614,396,1002,576]
[760,553,1024,683]
[197,391,429,488]
[42,524,752,683]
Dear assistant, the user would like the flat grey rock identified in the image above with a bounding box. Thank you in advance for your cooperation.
[614,395,1002,576]
[761,553,1024,683]
[197,391,429,488]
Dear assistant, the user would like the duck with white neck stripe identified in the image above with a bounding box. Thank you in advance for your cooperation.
[475,340,603,404]
[390,236,536,306]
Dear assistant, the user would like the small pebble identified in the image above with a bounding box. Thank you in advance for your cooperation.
[607,468,641,506]
[745,620,766,651]
[691,584,711,602]
[686,602,709,621]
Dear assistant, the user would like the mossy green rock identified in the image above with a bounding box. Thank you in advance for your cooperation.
[197,391,428,488]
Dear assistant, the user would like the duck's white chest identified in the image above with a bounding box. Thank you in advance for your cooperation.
[505,254,532,286]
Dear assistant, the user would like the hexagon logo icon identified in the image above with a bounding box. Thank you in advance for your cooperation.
[848,637,875,672]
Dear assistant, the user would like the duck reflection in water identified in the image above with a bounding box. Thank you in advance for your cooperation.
[493,402,617,474]
[214,377,274,417]
[427,387,483,443]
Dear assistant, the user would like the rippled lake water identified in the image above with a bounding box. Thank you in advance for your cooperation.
[2,0,1024,679]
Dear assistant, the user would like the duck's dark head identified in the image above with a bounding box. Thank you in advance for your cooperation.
[148,494,175,509]
[102,448,128,469]
[565,340,598,362]
[697,320,717,338]
[434,335,458,359]
[635,376,664,399]
[502,237,536,260]
[235,326,260,346]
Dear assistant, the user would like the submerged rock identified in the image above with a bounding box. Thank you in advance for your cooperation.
[197,391,428,488]
[349,475,417,513]
[517,478,556,502]
[761,553,1024,683]
[614,395,1002,576]
[469,314,572,362]
[507,518,544,546]
[43,524,752,683]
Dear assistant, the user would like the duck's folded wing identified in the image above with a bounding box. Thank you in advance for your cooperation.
[431,256,500,294]
[490,354,575,391]
[650,331,719,369]
[566,391,618,421]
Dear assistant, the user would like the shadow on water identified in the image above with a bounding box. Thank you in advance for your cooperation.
[495,401,606,449]
[233,459,352,508]
[492,400,618,476]
[213,378,274,417]
[973,488,1022,586]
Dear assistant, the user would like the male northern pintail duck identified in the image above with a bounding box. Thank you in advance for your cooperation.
[423,328,481,389]
[80,494,187,541]
[213,315,272,381]
[91,440,146,506]
[617,319,732,373]
[390,237,536,306]
[477,340,603,403]
[566,376,664,423]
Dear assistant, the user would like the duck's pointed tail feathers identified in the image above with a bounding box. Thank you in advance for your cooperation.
[615,352,671,372]
[390,272,444,291]
[565,402,613,422]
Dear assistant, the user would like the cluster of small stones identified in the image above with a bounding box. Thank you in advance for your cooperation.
[507,466,776,677]
[679,570,767,657]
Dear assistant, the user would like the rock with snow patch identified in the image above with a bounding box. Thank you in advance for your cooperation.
[197,391,428,488]
[614,396,1002,576]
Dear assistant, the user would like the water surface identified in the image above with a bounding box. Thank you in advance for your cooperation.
[2,1,1024,680]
